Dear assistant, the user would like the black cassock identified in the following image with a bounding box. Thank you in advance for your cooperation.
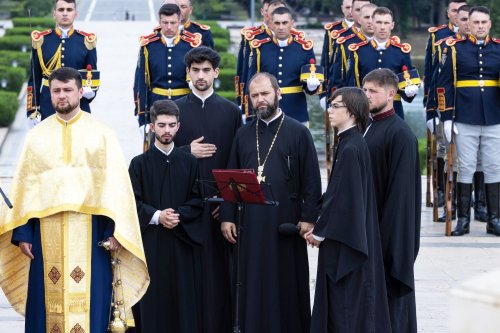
[128,146,203,333]
[174,92,241,333]
[364,111,421,333]
[310,127,391,333]
[221,113,322,333]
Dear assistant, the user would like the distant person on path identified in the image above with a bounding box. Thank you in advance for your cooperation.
[306,87,391,332]
[0,67,149,333]
[363,68,421,333]
[27,0,98,125]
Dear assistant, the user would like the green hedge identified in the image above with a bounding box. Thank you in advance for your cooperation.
[0,36,32,52]
[0,66,27,93]
[214,38,229,53]
[0,51,31,74]
[217,68,236,92]
[418,137,427,175]
[5,27,35,37]
[0,91,19,127]
[218,90,236,102]
[12,17,54,28]
[219,52,236,71]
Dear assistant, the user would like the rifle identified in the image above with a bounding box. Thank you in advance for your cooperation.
[425,128,432,207]
[431,117,438,221]
[445,128,454,236]
[142,59,151,152]
[324,33,333,178]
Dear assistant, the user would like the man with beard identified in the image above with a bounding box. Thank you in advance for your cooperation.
[0,67,149,333]
[128,99,203,332]
[220,72,322,333]
[363,68,421,333]
[174,46,241,333]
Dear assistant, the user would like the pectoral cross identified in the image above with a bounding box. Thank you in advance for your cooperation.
[257,165,266,184]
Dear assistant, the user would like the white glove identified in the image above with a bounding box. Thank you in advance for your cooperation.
[82,86,96,99]
[443,120,458,143]
[306,77,321,91]
[319,96,327,110]
[404,84,419,98]
[426,117,440,134]
[27,111,41,128]
[139,124,150,136]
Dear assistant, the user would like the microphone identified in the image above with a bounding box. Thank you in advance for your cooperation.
[278,223,300,235]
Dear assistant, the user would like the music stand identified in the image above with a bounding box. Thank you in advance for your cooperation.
[212,169,277,333]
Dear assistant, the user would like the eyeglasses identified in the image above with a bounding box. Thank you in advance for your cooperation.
[328,103,347,110]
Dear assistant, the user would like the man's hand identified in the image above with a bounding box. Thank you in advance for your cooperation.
[426,117,440,134]
[159,208,180,229]
[298,221,314,237]
[82,86,96,99]
[304,230,322,247]
[404,84,419,98]
[319,96,327,110]
[221,222,237,244]
[306,77,321,91]
[107,236,122,251]
[27,111,41,129]
[190,136,217,159]
[444,120,458,143]
[19,242,34,260]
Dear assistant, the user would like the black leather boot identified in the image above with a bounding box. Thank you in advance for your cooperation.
[485,183,500,236]
[437,157,445,207]
[473,172,487,222]
[437,172,457,222]
[451,183,472,236]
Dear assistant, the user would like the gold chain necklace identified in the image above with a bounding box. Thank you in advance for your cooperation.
[256,112,285,183]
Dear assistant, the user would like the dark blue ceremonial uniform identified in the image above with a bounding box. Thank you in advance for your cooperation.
[246,35,318,122]
[184,19,214,49]
[423,23,456,107]
[436,35,500,125]
[134,30,201,126]
[346,38,415,118]
[27,27,97,120]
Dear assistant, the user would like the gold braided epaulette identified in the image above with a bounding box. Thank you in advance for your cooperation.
[181,31,202,47]
[337,33,355,44]
[390,39,412,53]
[139,32,159,47]
[293,35,313,50]
[445,37,466,46]
[324,21,342,30]
[250,37,271,48]
[191,21,211,30]
[77,30,97,50]
[348,40,369,52]
[31,29,52,49]
[428,24,447,33]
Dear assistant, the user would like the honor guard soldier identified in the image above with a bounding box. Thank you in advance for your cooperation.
[330,3,376,92]
[436,6,500,236]
[245,7,320,124]
[27,0,98,126]
[236,0,286,117]
[134,4,201,126]
[163,0,214,48]
[346,7,419,119]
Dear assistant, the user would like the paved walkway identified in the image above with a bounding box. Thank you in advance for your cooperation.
[0,13,499,333]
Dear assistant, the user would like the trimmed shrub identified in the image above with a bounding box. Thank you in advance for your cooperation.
[214,38,229,53]
[12,17,54,28]
[0,51,31,73]
[217,68,236,92]
[219,52,236,71]
[0,91,19,127]
[4,27,49,37]
[0,66,27,93]
[218,90,236,103]
[0,36,32,52]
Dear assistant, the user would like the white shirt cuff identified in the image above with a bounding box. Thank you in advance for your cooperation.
[150,210,161,225]
[312,234,325,242]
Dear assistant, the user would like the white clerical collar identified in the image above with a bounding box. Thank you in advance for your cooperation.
[192,89,214,103]
[155,142,175,156]
[58,26,70,38]
[277,39,288,47]
[374,38,389,50]
[260,109,283,125]
[345,19,354,28]
[338,124,357,135]
[162,33,176,47]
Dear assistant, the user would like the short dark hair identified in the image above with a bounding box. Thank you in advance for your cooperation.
[457,4,471,13]
[271,6,293,19]
[372,7,393,20]
[159,3,181,19]
[352,0,372,5]
[54,0,76,9]
[449,0,467,7]
[469,6,490,17]
[184,47,221,69]
[49,67,82,89]
[331,87,369,133]
[248,72,280,92]
[362,68,399,92]
[268,0,287,7]
[150,100,180,123]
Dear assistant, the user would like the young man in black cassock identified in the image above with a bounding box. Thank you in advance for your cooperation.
[220,72,322,333]
[173,46,242,333]
[128,100,203,333]
[363,68,421,333]
[305,87,391,333]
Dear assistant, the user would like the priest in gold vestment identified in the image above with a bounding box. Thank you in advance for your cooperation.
[0,67,149,332]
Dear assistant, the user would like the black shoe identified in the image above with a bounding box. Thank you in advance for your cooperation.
[437,190,445,207]
[437,210,456,222]
[451,183,472,236]
[474,207,487,222]
[473,172,487,222]
[437,158,445,207]
[485,183,500,236]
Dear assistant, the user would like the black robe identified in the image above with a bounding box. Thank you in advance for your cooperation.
[128,146,203,333]
[364,111,421,333]
[174,92,242,333]
[310,127,391,333]
[220,113,322,333]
